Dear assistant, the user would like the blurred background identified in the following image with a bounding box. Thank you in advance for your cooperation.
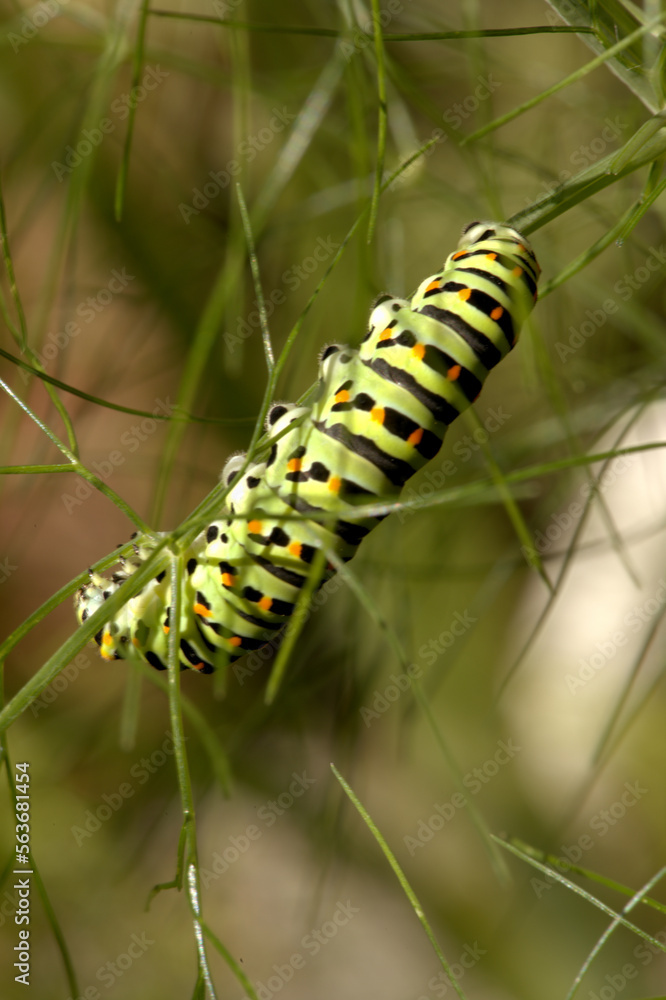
[0,0,665,997]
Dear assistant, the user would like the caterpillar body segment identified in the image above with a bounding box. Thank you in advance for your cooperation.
[75,222,540,675]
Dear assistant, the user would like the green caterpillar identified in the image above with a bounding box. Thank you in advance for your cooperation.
[75,221,540,674]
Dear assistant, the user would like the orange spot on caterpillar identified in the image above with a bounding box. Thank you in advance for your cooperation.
[248,519,263,533]
[328,476,342,493]
[162,625,170,635]
[485,252,497,261]
[229,636,242,647]
[193,602,212,618]
[378,328,393,341]
[425,279,441,292]
[258,596,273,611]
[371,407,385,424]
[512,266,524,278]
[192,661,206,671]
[411,343,426,361]
[452,250,466,259]
[490,306,504,321]
[407,428,423,446]
[288,542,303,558]
[221,572,236,587]
[287,458,302,472]
[334,389,350,404]
[458,287,472,301]
[100,631,115,660]
[447,364,461,381]
[132,637,141,648]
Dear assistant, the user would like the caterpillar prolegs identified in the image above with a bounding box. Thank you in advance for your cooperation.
[75,222,540,675]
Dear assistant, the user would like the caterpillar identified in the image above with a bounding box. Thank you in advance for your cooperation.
[75,221,540,675]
